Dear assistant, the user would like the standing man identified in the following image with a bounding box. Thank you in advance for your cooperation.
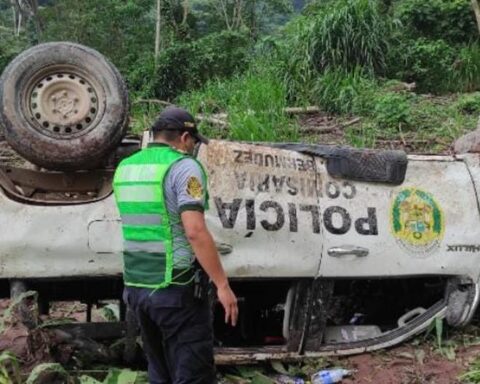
[113,106,238,384]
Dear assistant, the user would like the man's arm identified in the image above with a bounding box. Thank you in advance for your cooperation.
[182,210,238,326]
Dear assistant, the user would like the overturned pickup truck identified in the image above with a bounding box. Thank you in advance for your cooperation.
[1,43,480,363]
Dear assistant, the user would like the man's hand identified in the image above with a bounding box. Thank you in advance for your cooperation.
[217,283,238,326]
[182,210,239,327]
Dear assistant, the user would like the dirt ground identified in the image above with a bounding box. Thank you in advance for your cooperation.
[1,298,479,384]
[338,343,480,384]
[297,112,455,155]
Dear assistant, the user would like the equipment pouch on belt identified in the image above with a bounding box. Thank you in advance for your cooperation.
[193,268,209,301]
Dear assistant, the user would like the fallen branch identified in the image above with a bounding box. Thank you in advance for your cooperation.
[385,82,417,93]
[300,117,361,134]
[376,139,429,144]
[376,138,450,146]
[196,115,228,129]
[285,106,320,114]
[300,125,339,134]
[341,117,361,128]
[134,99,172,106]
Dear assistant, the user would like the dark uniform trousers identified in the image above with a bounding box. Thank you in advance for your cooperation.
[123,285,216,384]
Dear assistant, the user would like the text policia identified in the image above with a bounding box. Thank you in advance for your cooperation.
[213,197,378,236]
[211,147,379,237]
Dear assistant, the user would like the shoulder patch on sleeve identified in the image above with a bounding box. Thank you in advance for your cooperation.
[186,176,203,199]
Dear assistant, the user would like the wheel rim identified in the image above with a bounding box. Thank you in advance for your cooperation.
[26,69,101,138]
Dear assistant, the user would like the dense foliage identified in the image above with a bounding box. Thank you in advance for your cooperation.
[0,0,479,146]
[395,0,477,44]
[130,30,252,100]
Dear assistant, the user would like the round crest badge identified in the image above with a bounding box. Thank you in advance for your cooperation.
[186,176,203,199]
[391,188,444,257]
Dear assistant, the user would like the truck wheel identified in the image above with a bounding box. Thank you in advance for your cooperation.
[0,42,129,170]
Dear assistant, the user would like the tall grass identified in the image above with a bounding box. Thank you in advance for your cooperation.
[278,0,394,104]
[453,44,480,92]
[275,15,318,103]
[310,0,393,73]
[312,67,378,114]
[177,65,298,142]
[0,351,21,384]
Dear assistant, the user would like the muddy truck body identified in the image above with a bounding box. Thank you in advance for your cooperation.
[0,43,479,363]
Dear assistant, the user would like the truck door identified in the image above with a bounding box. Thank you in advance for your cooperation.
[317,155,480,280]
[199,141,323,278]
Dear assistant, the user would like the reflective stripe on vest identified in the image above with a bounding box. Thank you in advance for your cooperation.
[124,240,166,253]
[116,164,167,182]
[115,185,161,202]
[121,214,162,226]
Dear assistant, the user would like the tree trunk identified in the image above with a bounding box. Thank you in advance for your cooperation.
[472,0,480,35]
[249,0,257,41]
[29,0,43,41]
[11,2,16,34]
[155,0,161,66]
[10,0,21,36]
[181,0,189,25]
[233,0,244,30]
[219,0,233,30]
[17,11,22,35]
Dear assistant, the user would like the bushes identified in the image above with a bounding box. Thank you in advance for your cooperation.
[279,0,479,96]
[132,30,252,100]
[308,0,393,73]
[279,0,394,103]
[387,38,480,94]
[395,0,477,44]
[387,0,480,94]
[388,38,457,94]
[178,65,298,142]
[372,93,411,129]
[456,93,480,114]
[452,44,480,93]
[0,32,29,74]
[312,68,378,114]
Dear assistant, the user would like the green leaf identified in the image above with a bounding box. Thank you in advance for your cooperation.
[26,363,70,384]
[223,374,250,384]
[236,366,260,379]
[251,373,275,384]
[79,376,103,384]
[0,351,21,384]
[270,361,289,375]
[79,369,147,384]
[104,369,139,384]
[435,317,443,350]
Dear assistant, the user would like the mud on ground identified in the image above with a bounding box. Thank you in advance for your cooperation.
[1,297,480,383]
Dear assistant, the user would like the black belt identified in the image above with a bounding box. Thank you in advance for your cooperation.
[172,268,195,284]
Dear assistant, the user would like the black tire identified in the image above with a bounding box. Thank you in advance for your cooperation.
[0,42,129,170]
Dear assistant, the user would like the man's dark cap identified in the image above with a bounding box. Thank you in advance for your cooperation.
[150,106,209,144]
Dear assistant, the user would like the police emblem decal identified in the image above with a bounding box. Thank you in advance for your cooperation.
[186,176,203,199]
[391,188,444,256]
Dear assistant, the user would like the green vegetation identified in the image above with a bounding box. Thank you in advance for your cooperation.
[0,351,21,384]
[0,0,480,151]
[394,0,477,44]
[130,30,252,100]
[311,68,378,114]
[178,64,299,142]
[462,357,480,383]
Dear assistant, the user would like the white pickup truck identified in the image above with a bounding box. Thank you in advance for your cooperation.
[1,43,479,363]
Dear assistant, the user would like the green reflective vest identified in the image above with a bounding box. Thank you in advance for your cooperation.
[113,145,207,289]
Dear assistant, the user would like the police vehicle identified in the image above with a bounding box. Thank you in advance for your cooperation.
[0,43,479,363]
